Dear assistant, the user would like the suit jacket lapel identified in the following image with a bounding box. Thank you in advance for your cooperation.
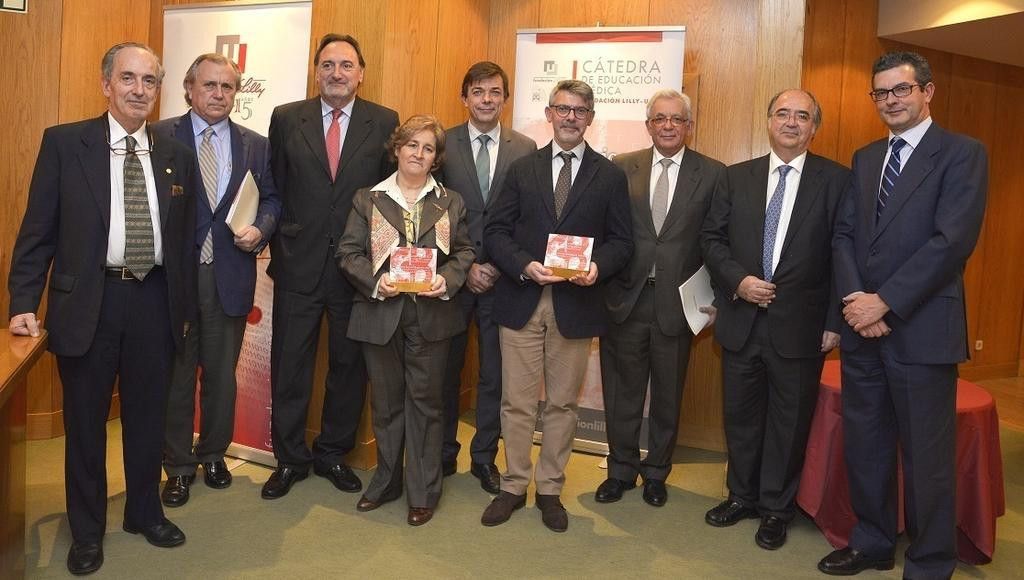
[370,192,406,236]
[337,97,373,181]
[661,148,701,234]
[418,189,453,242]
[298,98,331,181]
[453,124,484,200]
[874,125,940,239]
[489,125,515,209]
[558,145,598,224]
[535,145,557,221]
[860,140,886,237]
[221,120,246,212]
[80,115,112,233]
[150,126,176,228]
[627,148,656,236]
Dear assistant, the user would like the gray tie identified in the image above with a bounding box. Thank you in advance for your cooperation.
[476,134,491,201]
[554,151,575,219]
[123,136,155,280]
[652,157,672,234]
[198,126,218,263]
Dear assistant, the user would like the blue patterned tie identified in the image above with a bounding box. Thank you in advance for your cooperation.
[877,136,906,221]
[762,165,791,282]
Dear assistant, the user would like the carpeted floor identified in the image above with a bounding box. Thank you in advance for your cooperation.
[24,418,1024,579]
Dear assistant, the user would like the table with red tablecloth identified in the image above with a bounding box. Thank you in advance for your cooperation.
[797,360,1005,564]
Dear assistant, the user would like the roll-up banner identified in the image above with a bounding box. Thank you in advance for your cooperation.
[513,27,685,453]
[162,0,313,466]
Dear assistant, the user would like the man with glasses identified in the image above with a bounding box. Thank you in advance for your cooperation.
[701,89,848,550]
[262,34,398,499]
[482,80,632,532]
[8,42,197,574]
[437,62,536,494]
[153,53,281,508]
[819,51,987,578]
[596,89,724,508]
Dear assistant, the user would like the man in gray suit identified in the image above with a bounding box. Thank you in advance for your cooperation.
[437,62,536,494]
[597,89,724,507]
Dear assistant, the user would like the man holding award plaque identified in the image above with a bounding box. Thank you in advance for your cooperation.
[152,53,281,507]
[482,80,633,532]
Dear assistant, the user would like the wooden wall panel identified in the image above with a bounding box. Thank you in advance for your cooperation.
[803,0,1024,381]
[311,0,389,103]
[486,0,540,129]
[751,0,805,158]
[537,0,649,28]
[431,0,490,129]
[380,0,441,121]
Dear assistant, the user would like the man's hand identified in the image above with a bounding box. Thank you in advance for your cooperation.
[233,225,263,253]
[418,274,448,298]
[858,319,892,338]
[569,262,599,286]
[736,275,776,305]
[698,305,717,327]
[9,313,41,337]
[377,274,399,299]
[466,263,499,294]
[523,261,565,286]
[843,293,890,331]
[821,330,840,352]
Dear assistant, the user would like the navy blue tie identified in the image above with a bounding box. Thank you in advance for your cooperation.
[762,165,791,282]
[877,136,906,221]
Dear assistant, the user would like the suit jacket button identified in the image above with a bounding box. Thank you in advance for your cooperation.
[475,241,481,246]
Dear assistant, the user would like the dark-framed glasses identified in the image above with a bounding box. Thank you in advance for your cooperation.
[549,104,592,119]
[869,84,924,102]
[649,115,690,127]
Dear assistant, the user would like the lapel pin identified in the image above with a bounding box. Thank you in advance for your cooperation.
[165,168,172,174]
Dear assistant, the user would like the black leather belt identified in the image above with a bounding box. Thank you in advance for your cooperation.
[105,265,161,281]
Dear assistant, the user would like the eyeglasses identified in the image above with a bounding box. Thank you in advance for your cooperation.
[770,109,812,124]
[108,142,153,156]
[549,104,592,119]
[868,84,925,102]
[648,115,690,127]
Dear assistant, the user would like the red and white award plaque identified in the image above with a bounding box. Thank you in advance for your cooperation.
[544,234,594,278]
[389,247,437,292]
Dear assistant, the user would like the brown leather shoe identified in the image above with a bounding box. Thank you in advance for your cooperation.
[356,491,400,512]
[407,507,434,526]
[481,491,527,526]
[535,493,568,532]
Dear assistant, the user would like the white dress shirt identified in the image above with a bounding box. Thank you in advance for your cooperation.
[107,112,163,266]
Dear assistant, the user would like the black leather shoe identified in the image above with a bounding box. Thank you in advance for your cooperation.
[755,515,788,550]
[817,547,896,575]
[595,478,636,503]
[481,491,527,526]
[314,463,362,492]
[535,493,568,532]
[261,466,308,499]
[161,475,193,508]
[202,460,232,489]
[442,461,457,477]
[705,499,759,527]
[470,462,501,494]
[67,542,103,575]
[642,479,668,507]
[122,517,186,548]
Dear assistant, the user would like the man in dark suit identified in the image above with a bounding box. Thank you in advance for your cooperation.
[701,89,848,550]
[481,80,632,532]
[261,34,399,499]
[819,52,987,579]
[597,89,724,508]
[153,53,281,507]
[437,61,536,494]
[7,42,197,575]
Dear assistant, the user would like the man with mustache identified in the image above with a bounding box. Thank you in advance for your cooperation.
[482,80,632,532]
[261,34,399,499]
[701,89,848,550]
[437,61,536,494]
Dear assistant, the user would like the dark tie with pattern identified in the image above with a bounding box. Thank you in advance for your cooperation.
[876,136,906,221]
[198,126,218,263]
[123,136,155,280]
[554,151,575,219]
[476,134,491,201]
[762,164,791,282]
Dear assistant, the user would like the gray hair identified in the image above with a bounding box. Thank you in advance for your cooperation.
[183,53,242,106]
[767,88,822,129]
[101,42,165,83]
[548,79,595,109]
[645,89,692,120]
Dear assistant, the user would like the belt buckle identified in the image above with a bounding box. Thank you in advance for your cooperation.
[120,267,135,281]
